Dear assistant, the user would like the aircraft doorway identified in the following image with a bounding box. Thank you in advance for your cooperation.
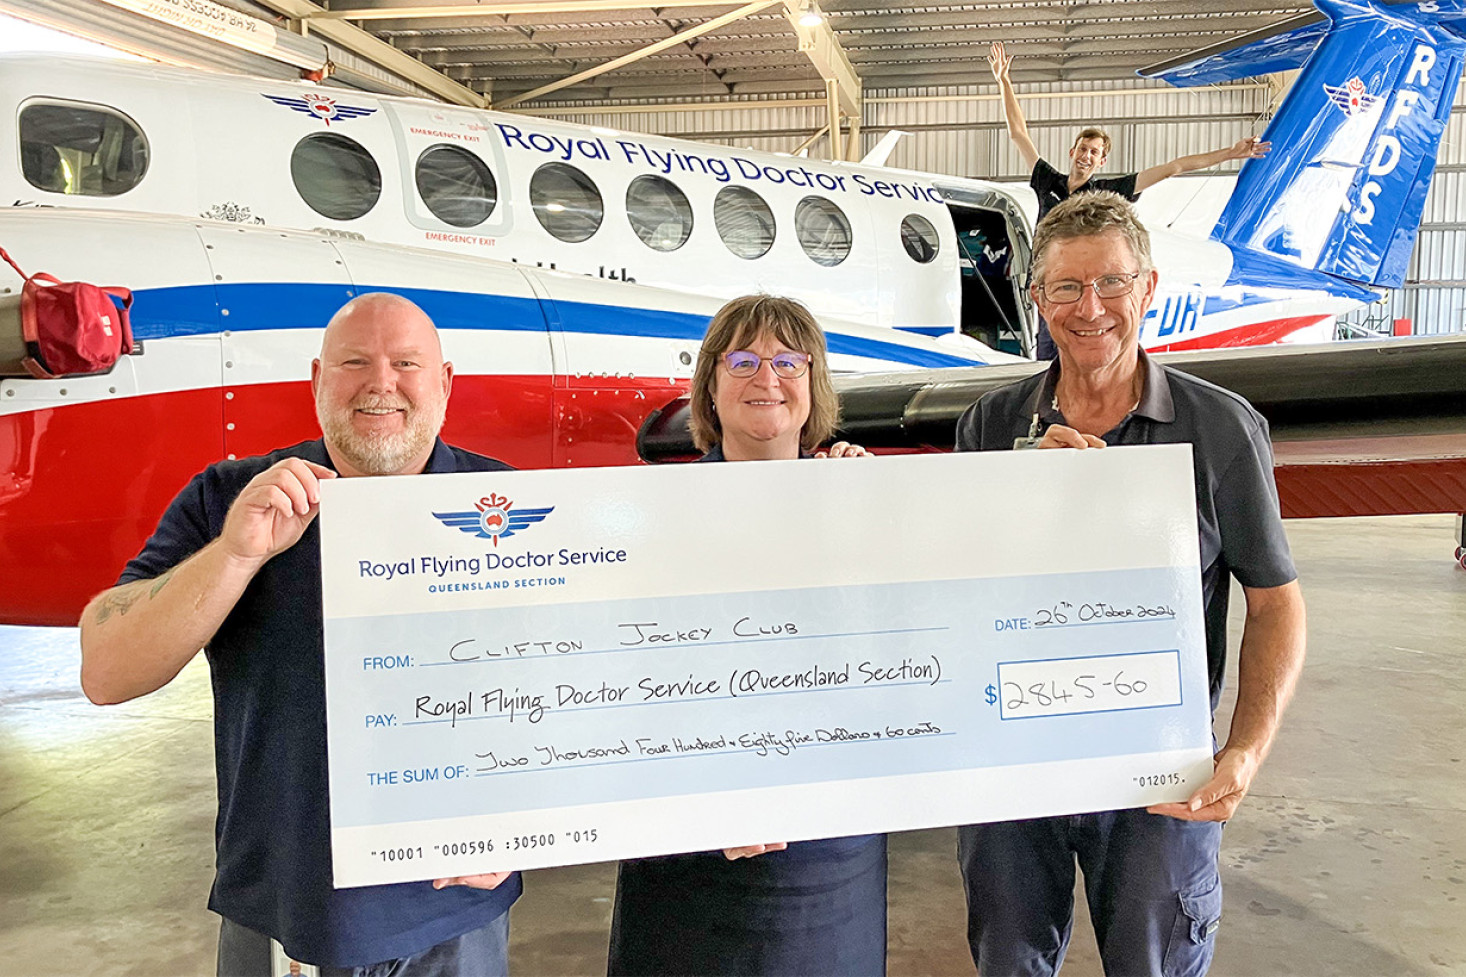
[938,185,1033,357]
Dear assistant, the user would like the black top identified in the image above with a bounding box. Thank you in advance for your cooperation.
[954,351,1297,710]
[1031,158,1140,220]
[118,438,522,967]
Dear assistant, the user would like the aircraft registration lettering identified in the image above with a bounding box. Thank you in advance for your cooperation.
[1150,292,1202,339]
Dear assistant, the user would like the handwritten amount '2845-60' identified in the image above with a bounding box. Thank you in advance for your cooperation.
[986,672,1148,710]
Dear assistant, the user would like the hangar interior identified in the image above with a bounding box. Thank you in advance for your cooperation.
[0,0,1464,975]
[6,0,1466,335]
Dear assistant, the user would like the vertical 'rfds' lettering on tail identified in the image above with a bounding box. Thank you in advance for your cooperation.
[1353,43,1437,225]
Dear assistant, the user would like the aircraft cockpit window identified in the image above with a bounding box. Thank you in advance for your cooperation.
[416,145,498,228]
[626,175,693,252]
[901,214,940,263]
[714,186,775,260]
[795,196,852,267]
[19,102,149,196]
[530,162,604,243]
[291,133,381,221]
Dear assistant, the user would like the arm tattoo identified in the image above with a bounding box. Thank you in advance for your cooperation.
[149,568,177,598]
[93,568,177,624]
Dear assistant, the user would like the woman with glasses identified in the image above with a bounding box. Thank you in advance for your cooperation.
[606,294,885,977]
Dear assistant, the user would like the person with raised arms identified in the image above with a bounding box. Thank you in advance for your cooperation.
[989,41,1269,359]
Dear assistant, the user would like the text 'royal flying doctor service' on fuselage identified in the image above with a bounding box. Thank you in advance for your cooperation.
[2,0,1464,626]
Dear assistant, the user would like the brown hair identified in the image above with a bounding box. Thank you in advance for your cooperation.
[1030,191,1153,286]
[688,294,839,453]
[1072,126,1112,157]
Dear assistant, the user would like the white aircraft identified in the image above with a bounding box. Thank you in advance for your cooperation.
[1,10,1416,358]
[2,0,1462,625]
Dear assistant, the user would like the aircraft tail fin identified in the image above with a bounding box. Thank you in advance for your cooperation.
[860,130,907,167]
[1147,0,1466,290]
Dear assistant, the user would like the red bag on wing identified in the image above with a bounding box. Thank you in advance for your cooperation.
[1,245,134,379]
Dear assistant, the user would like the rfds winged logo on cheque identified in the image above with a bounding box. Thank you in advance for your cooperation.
[433,493,554,545]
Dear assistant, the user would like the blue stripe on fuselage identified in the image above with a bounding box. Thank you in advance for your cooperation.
[894,324,956,338]
[124,283,986,368]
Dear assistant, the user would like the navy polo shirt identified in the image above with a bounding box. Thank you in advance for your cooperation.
[954,350,1296,710]
[1031,158,1140,220]
[118,438,521,967]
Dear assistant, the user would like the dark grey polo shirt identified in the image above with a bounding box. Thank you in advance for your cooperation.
[954,349,1297,711]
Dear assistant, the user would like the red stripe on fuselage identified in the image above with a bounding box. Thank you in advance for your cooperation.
[1147,316,1330,353]
[0,373,686,626]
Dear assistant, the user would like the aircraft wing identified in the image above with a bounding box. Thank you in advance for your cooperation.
[1141,1,1466,87]
[1138,12,1328,87]
[637,337,1466,520]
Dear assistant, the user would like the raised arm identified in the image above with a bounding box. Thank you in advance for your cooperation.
[79,457,336,704]
[1134,135,1270,192]
[988,42,1040,171]
[1149,579,1306,822]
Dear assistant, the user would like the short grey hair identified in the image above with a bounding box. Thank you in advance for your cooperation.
[1031,191,1153,285]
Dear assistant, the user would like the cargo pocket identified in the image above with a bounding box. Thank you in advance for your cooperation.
[1162,875,1222,977]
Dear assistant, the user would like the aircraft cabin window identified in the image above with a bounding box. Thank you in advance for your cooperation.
[626,175,693,252]
[901,214,940,263]
[291,133,381,221]
[795,196,852,267]
[416,145,498,228]
[19,102,149,196]
[714,186,775,260]
[530,162,604,243]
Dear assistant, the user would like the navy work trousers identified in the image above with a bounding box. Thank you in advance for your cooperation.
[959,809,1223,977]
[216,913,510,977]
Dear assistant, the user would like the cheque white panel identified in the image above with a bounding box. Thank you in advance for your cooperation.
[319,446,1214,886]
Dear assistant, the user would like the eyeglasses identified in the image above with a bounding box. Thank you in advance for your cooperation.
[721,349,811,378]
[1037,271,1142,305]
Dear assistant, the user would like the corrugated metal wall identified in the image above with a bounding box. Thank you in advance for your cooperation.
[538,79,1272,179]
[540,75,1466,338]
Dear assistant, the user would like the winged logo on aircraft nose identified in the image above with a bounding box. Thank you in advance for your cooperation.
[261,93,378,126]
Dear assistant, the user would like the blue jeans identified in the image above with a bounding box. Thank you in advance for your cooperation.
[959,810,1223,977]
[216,913,510,977]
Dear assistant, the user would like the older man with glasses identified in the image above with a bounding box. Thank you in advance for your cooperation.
[953,192,1307,977]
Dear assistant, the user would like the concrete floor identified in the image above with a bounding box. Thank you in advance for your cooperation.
[1,514,1462,976]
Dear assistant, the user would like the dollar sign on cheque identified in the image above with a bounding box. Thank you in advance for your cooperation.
[984,683,997,706]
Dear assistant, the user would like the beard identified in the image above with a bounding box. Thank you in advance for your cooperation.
[317,394,447,475]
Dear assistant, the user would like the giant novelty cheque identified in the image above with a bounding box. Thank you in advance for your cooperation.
[318,447,1214,887]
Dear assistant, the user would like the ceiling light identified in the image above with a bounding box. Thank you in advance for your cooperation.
[799,9,824,26]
